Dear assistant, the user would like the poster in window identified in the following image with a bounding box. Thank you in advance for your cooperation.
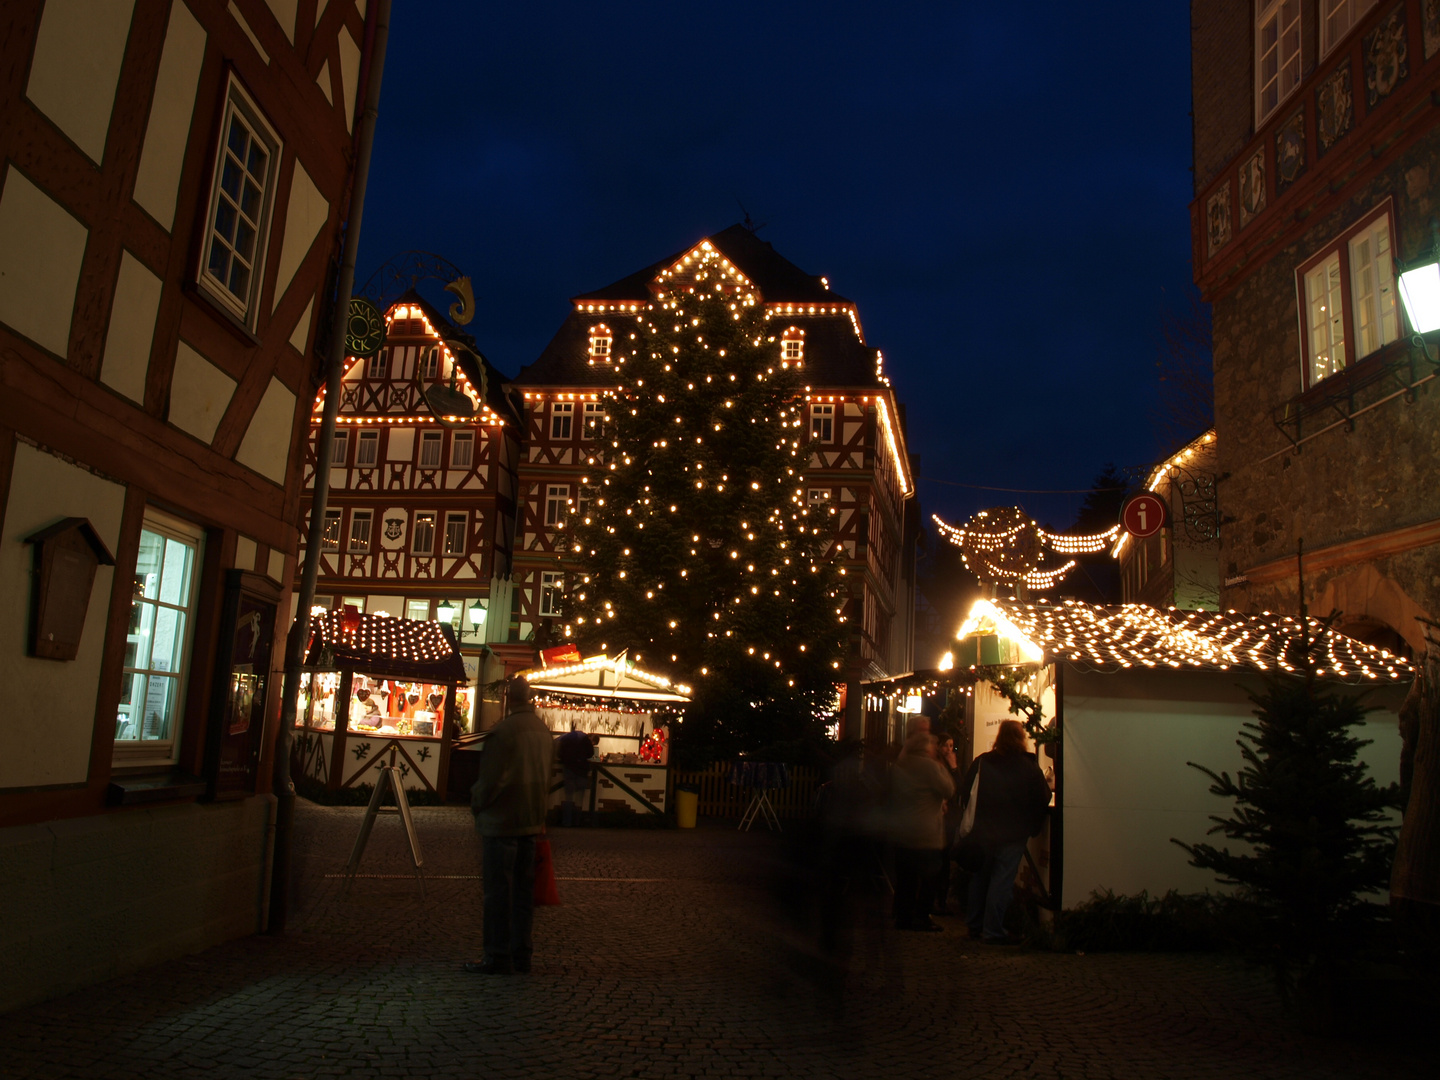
[204,572,277,800]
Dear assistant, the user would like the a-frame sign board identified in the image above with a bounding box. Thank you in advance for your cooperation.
[342,750,426,897]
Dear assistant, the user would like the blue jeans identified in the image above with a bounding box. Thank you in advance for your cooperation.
[482,835,536,962]
[966,840,1026,940]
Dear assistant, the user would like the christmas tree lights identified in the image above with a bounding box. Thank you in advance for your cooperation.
[560,245,848,752]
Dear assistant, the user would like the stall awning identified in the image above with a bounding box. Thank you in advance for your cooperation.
[521,654,692,703]
[955,598,1414,684]
[306,610,467,682]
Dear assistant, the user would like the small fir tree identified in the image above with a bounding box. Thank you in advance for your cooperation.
[1173,635,1402,998]
[562,248,846,759]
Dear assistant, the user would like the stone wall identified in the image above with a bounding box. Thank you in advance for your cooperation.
[0,795,275,1013]
[1212,137,1440,649]
[1191,0,1254,191]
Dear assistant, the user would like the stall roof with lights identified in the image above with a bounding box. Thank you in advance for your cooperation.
[521,654,693,704]
[956,598,1414,685]
[305,611,468,682]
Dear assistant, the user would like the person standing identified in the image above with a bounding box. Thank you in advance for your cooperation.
[556,722,595,826]
[466,676,555,975]
[931,731,962,915]
[889,731,954,931]
[960,719,1052,944]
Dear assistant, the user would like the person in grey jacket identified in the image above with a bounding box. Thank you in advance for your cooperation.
[466,676,555,975]
[889,731,955,931]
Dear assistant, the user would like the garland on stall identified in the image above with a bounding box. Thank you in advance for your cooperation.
[974,665,1057,745]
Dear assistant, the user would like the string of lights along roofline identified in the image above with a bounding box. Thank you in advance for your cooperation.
[558,243,848,705]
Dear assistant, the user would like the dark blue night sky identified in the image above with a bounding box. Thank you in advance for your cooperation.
[357,1,1197,531]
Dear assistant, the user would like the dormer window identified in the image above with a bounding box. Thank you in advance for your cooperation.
[588,324,613,363]
[781,327,804,363]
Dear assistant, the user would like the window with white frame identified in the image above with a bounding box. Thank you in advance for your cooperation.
[781,327,804,362]
[540,571,564,617]
[588,324,612,361]
[1298,206,1400,390]
[422,346,439,380]
[807,488,832,507]
[1256,1,1301,125]
[551,401,574,439]
[366,348,388,380]
[582,401,604,440]
[199,77,280,327]
[545,484,568,528]
[1321,0,1377,57]
[444,511,467,555]
[348,509,372,552]
[330,430,348,465]
[419,430,442,468]
[356,430,379,466]
[412,512,436,554]
[321,509,341,550]
[450,431,474,468]
[810,403,834,441]
[116,513,202,762]
[406,598,430,622]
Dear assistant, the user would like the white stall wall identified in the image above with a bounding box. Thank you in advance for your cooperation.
[1060,666,1403,909]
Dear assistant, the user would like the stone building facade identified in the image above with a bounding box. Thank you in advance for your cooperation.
[1193,0,1440,655]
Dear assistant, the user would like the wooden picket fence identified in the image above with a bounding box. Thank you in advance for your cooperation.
[671,762,820,820]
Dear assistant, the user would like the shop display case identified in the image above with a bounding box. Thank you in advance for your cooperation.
[293,609,467,795]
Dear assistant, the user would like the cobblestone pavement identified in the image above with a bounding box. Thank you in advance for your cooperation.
[1,801,1431,1079]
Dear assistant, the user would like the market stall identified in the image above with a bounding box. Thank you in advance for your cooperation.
[294,609,470,795]
[520,653,691,817]
[953,597,1413,909]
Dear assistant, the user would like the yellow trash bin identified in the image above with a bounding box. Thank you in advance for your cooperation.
[675,788,698,829]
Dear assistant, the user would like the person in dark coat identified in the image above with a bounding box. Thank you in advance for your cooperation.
[556,722,594,826]
[959,719,1052,943]
[466,677,554,974]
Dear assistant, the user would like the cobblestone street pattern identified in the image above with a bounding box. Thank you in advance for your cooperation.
[0,802,1430,1079]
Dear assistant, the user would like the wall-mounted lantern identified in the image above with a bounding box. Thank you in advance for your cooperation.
[24,517,115,661]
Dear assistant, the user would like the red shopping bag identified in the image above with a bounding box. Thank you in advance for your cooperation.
[533,837,561,906]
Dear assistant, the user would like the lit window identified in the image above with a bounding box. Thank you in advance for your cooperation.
[1256,1,1301,124]
[406,599,430,621]
[444,511,467,555]
[199,76,280,327]
[349,510,372,553]
[540,571,564,617]
[551,401,574,439]
[330,431,348,465]
[1320,0,1377,57]
[116,513,202,764]
[583,401,604,440]
[810,403,834,442]
[422,347,439,380]
[1297,207,1399,389]
[588,324,612,362]
[412,512,436,554]
[366,348,388,380]
[356,430,378,466]
[419,431,442,468]
[450,431,474,468]
[545,484,568,528]
[321,509,341,550]
[807,488,832,507]
[342,596,365,613]
[781,327,803,362]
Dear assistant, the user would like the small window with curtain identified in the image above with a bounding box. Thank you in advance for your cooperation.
[366,348,388,380]
[412,512,436,554]
[1255,1,1301,125]
[1320,0,1377,57]
[781,327,804,363]
[330,431,348,465]
[545,484,568,528]
[419,431,442,468]
[444,511,467,555]
[450,431,474,468]
[406,599,430,622]
[348,510,373,553]
[588,324,612,362]
[357,430,379,466]
[321,509,341,550]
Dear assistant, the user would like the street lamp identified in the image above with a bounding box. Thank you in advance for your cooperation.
[467,601,486,627]
[436,600,457,622]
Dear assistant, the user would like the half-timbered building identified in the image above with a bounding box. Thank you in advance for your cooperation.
[294,290,523,743]
[511,225,920,739]
[0,0,380,1010]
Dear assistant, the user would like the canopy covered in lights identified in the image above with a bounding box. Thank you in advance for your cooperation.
[306,610,467,682]
[955,597,1413,684]
[520,654,693,704]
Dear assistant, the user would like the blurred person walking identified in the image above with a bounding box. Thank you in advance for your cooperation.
[889,731,954,931]
[466,676,555,974]
[959,719,1052,944]
[556,722,594,826]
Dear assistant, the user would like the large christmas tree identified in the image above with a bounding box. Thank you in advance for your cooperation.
[561,247,846,759]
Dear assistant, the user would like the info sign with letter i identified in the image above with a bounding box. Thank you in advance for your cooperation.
[1121,493,1169,539]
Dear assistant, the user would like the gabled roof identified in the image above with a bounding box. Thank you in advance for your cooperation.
[389,289,521,425]
[520,653,693,703]
[306,610,468,682]
[514,225,883,390]
[956,597,1413,684]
